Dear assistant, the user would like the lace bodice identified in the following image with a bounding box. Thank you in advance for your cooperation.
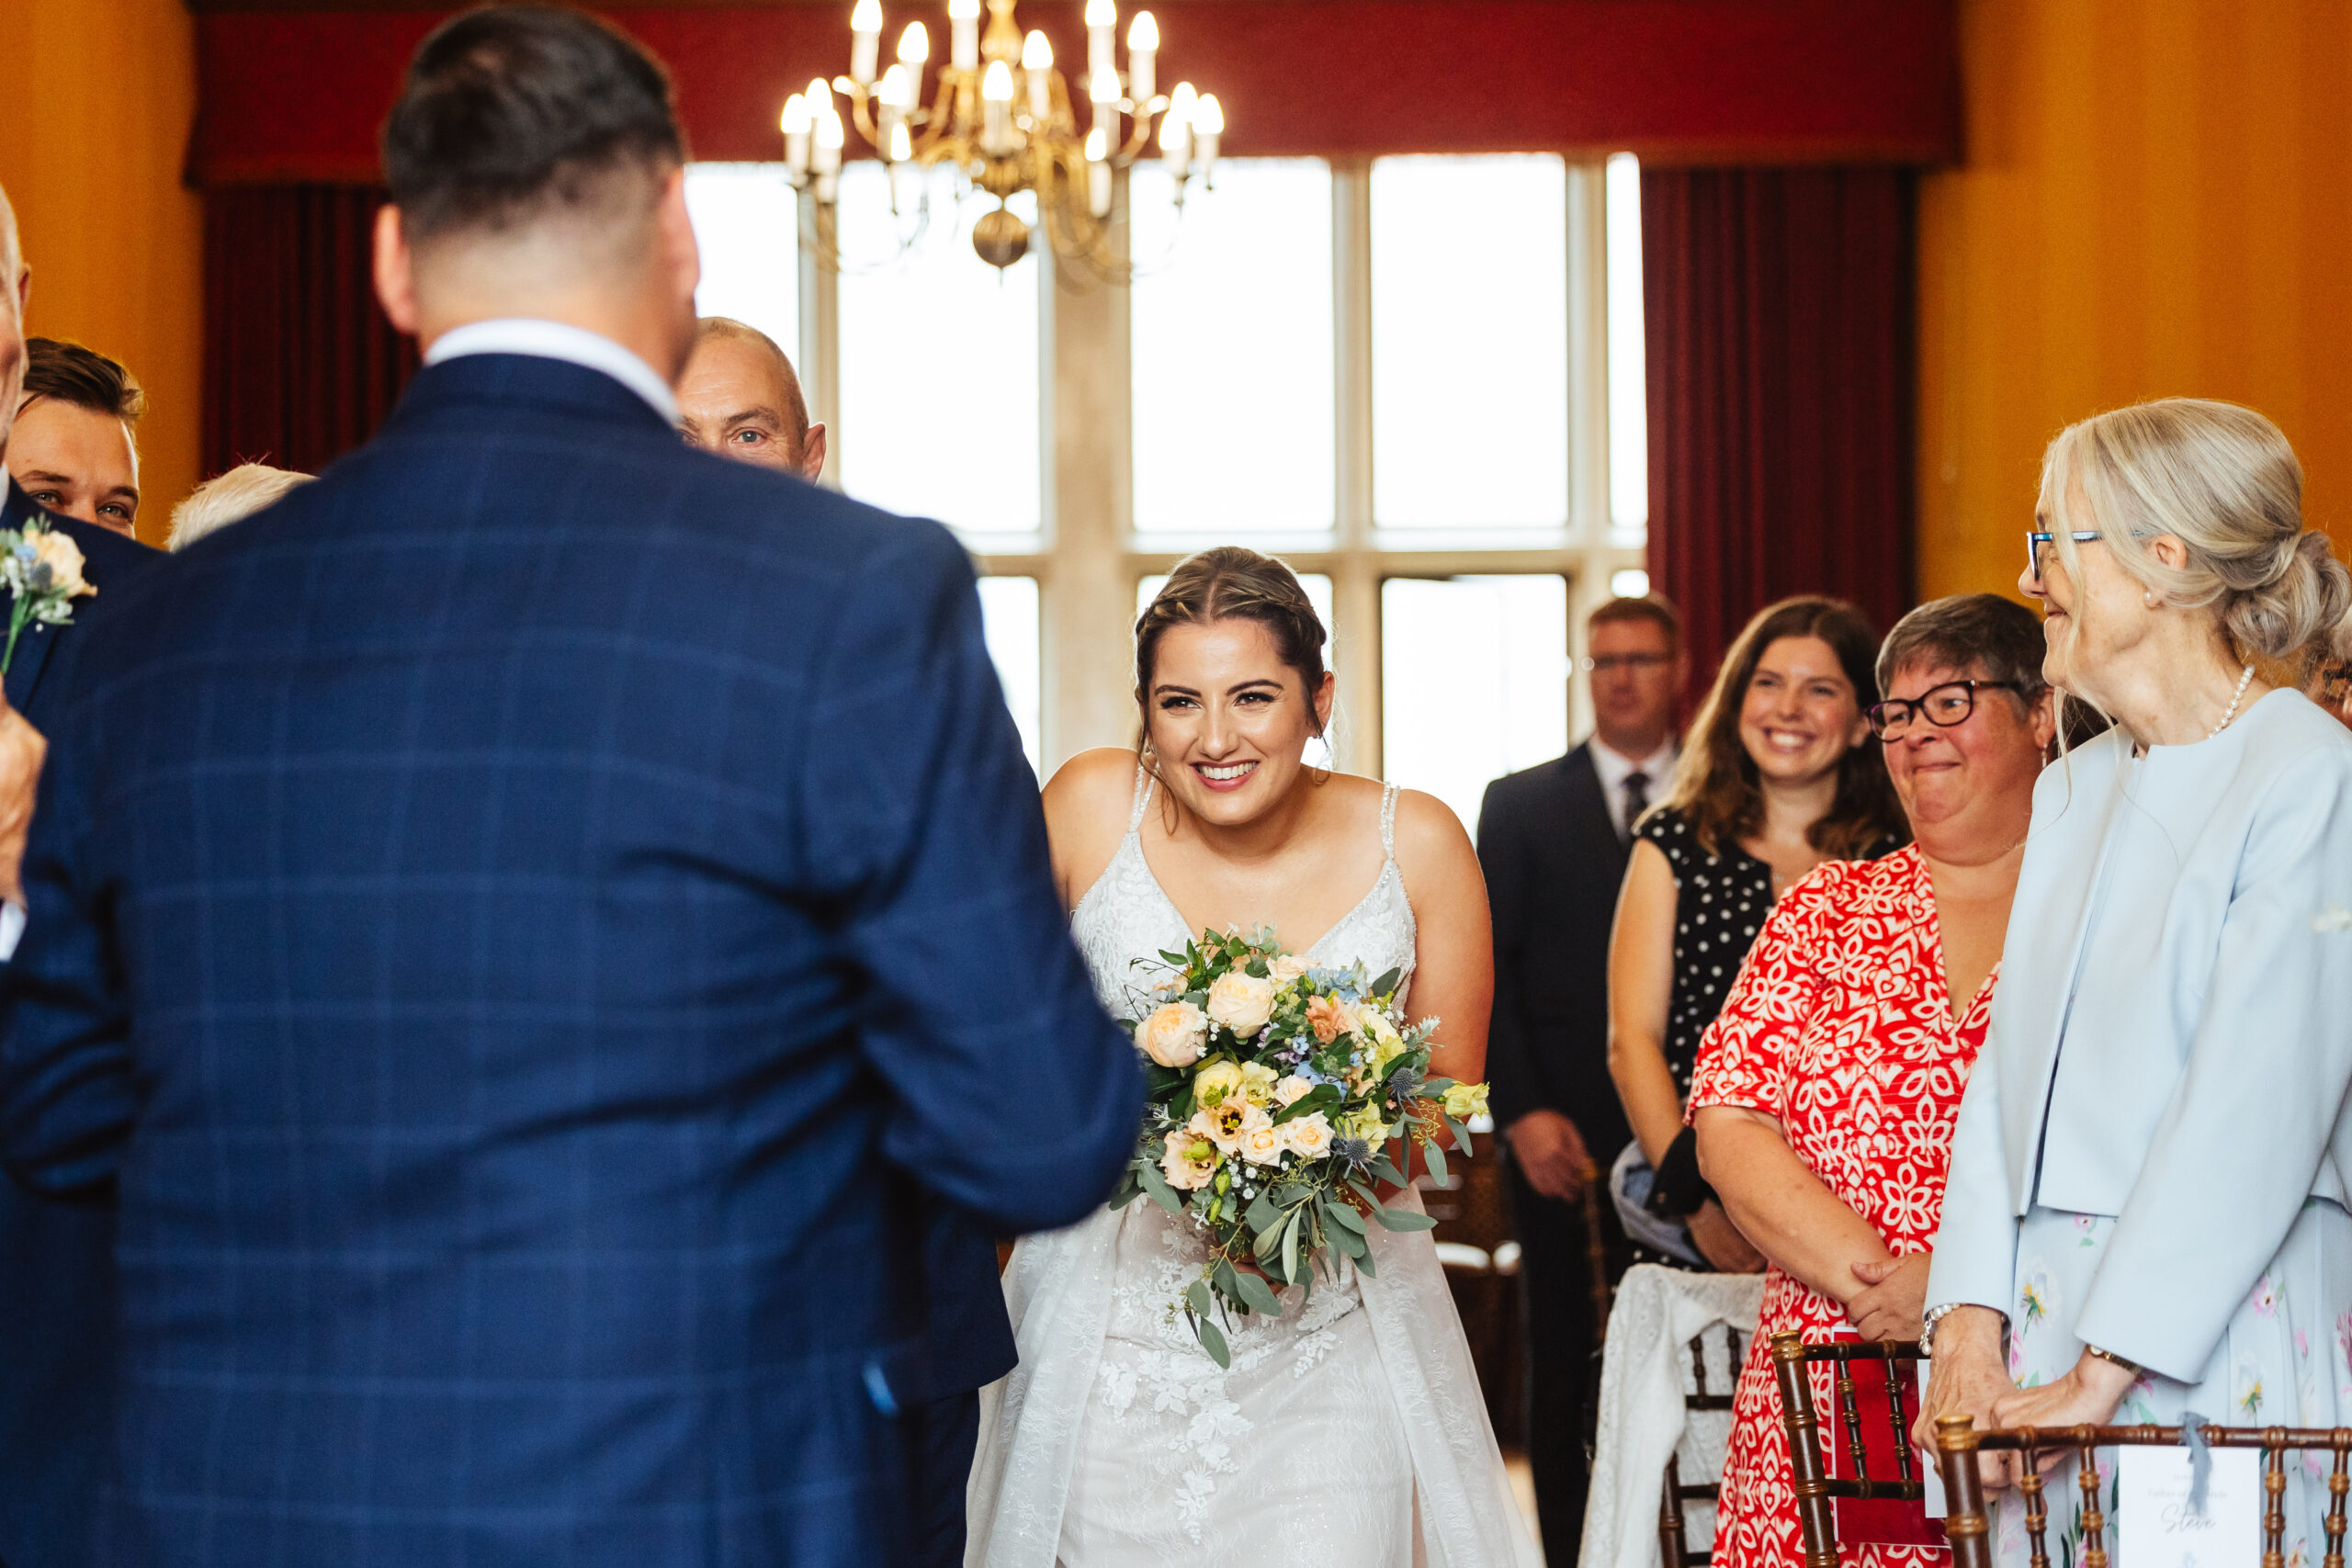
[1071,768,1417,1022]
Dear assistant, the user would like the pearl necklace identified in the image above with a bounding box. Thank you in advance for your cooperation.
[2210,663,2256,739]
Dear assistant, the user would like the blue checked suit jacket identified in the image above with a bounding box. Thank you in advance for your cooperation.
[0,355,1141,1568]
[0,478,158,1568]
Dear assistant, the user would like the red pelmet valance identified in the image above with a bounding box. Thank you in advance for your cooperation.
[191,0,1958,186]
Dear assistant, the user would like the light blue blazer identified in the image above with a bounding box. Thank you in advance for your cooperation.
[1925,690,2352,1382]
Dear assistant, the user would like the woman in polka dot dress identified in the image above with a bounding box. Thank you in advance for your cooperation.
[1607,597,1906,1269]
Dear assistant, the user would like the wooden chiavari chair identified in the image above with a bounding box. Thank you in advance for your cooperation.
[1770,1332,1931,1568]
[1658,1324,1747,1568]
[1933,1416,2352,1568]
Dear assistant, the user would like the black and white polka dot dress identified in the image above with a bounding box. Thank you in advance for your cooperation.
[1629,805,1898,1268]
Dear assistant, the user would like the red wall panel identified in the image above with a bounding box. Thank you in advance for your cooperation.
[192,1,1958,185]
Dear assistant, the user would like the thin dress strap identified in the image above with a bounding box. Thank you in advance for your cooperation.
[1127,762,1155,833]
[1380,782,1400,859]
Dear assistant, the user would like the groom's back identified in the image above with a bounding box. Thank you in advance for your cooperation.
[0,8,1141,1565]
[58,328,981,1568]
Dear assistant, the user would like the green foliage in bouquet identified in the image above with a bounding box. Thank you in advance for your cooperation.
[1107,926,1491,1367]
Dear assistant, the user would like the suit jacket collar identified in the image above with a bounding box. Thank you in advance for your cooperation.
[1561,742,1632,864]
[381,353,683,443]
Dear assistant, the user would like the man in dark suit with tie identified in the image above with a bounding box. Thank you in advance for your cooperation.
[1477,593,1686,1565]
[0,179,163,1568]
[0,11,1140,1565]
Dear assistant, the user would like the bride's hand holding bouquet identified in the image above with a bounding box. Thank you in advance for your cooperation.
[1110,926,1490,1366]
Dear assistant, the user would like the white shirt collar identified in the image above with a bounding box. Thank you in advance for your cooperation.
[1590,734,1676,794]
[424,318,679,424]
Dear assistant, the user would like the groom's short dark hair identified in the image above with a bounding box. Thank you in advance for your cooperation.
[381,4,686,244]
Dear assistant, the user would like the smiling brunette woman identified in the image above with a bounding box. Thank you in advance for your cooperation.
[1607,596,1909,1270]
[966,547,1537,1568]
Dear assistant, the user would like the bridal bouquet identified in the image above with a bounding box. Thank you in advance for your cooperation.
[1109,926,1490,1366]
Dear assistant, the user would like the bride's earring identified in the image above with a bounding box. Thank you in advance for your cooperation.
[2143,590,2159,608]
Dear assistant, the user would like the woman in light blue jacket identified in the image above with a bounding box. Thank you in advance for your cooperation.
[1920,399,2352,1562]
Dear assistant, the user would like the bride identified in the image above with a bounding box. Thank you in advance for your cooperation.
[966,547,1538,1567]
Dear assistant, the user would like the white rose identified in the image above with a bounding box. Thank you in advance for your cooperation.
[1282,1111,1335,1159]
[1269,954,1312,984]
[28,528,91,598]
[1239,1120,1288,1166]
[1204,971,1276,1037]
[1136,1000,1209,1067]
[1272,1074,1314,1107]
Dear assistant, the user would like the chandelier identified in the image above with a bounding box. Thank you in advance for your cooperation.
[777,0,1222,278]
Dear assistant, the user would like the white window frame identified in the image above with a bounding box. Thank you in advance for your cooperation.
[789,155,1640,778]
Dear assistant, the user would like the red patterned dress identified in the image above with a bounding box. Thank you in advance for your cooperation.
[1685,847,1994,1568]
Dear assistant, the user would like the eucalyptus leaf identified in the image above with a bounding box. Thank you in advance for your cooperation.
[1371,1156,1408,1187]
[1281,1211,1300,1281]
[1424,1138,1448,1186]
[1233,1269,1283,1317]
[1325,1201,1368,1235]
[1369,966,1401,998]
[1186,1278,1214,1317]
[1328,1222,1366,1260]
[1371,1205,1439,1232]
[1253,1217,1286,1260]
[1245,1192,1281,1234]
[1196,1317,1231,1368]
[1137,1157,1183,1216]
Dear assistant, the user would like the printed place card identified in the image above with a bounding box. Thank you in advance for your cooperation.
[2118,1444,2260,1568]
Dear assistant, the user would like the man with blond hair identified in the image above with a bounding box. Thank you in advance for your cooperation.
[0,179,161,1568]
[167,462,313,550]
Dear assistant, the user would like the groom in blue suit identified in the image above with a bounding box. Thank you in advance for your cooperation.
[0,10,1140,1565]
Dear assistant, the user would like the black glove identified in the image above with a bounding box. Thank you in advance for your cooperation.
[1644,1125,1715,1220]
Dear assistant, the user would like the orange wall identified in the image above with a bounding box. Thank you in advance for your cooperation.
[1917,0,2352,603]
[0,0,202,548]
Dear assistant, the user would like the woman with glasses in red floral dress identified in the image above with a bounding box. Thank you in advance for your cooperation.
[1688,595,2057,1568]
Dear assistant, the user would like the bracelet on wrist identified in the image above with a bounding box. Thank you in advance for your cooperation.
[2084,1343,2143,1377]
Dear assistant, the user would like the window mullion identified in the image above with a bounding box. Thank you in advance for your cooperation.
[1329,159,1380,778]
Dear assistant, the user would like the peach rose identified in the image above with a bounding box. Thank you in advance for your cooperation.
[1239,1120,1288,1167]
[1269,954,1313,984]
[1272,1073,1314,1107]
[1137,1000,1209,1067]
[28,528,91,599]
[1160,1132,1218,1190]
[1306,994,1356,1044]
[1205,971,1276,1037]
[1282,1111,1335,1159]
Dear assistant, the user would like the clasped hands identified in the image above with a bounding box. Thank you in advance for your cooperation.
[1909,1304,2139,1487]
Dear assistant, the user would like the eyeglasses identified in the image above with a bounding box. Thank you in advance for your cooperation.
[1868,680,2024,741]
[1579,653,1675,674]
[2025,529,2105,585]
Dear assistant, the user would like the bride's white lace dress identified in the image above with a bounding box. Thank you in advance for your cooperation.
[966,773,1539,1568]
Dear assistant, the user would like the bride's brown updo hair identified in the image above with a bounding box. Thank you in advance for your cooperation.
[1134,547,1329,752]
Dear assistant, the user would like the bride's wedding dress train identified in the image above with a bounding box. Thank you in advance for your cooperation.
[966,774,1540,1568]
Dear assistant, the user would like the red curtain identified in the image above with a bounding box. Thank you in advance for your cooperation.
[1643,167,1917,686]
[202,186,417,480]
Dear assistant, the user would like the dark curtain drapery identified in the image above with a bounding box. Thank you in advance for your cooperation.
[203,186,417,480]
[1642,167,1917,687]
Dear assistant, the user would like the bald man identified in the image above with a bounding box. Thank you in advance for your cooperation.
[676,316,826,479]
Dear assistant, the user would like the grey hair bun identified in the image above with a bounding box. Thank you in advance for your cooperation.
[2222,527,2352,661]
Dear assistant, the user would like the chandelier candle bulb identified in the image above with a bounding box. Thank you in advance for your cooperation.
[849,0,883,84]
[1127,10,1158,103]
[1085,125,1114,216]
[1086,0,1116,83]
[814,100,845,175]
[897,20,929,104]
[981,58,1014,152]
[1159,82,1192,174]
[1022,31,1053,119]
[780,93,812,173]
[1192,92,1222,165]
[948,0,980,70]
